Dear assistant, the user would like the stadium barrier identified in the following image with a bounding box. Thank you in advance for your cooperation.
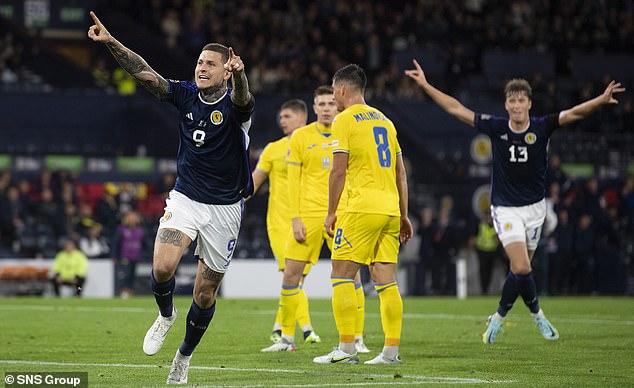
[0,258,114,297]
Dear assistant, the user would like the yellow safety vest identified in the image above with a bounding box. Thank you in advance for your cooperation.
[475,223,498,252]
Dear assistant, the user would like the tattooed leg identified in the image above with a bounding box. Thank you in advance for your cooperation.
[152,228,191,281]
[193,260,224,308]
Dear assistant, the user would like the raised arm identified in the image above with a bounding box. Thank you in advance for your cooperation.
[558,81,625,127]
[87,11,169,99]
[405,59,475,127]
[223,47,253,108]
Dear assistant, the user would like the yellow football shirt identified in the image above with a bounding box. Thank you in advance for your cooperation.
[331,104,401,216]
[255,136,291,232]
[287,122,347,217]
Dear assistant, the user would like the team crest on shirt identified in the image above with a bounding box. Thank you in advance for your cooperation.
[524,132,537,144]
[503,222,512,231]
[160,212,172,223]
[210,110,223,125]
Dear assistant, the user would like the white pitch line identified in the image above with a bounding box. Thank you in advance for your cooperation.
[1,305,633,325]
[0,305,153,313]
[0,360,513,385]
[250,310,634,326]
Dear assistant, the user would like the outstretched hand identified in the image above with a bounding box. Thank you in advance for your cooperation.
[87,11,112,43]
[602,80,626,105]
[224,47,244,73]
[404,59,428,87]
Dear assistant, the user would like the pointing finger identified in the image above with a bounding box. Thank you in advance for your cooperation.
[89,11,102,27]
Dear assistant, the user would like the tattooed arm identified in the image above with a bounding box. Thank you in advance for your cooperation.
[223,47,253,108]
[87,11,169,99]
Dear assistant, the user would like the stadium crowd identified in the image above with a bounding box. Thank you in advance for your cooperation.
[102,0,632,109]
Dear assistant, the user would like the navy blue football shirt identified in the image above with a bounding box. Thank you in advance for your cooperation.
[475,113,559,207]
[164,80,254,204]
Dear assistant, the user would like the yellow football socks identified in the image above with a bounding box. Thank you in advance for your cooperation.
[280,284,301,341]
[331,277,356,348]
[296,282,311,331]
[354,282,365,338]
[375,282,402,347]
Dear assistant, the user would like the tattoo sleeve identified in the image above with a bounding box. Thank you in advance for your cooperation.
[157,229,185,247]
[106,38,169,99]
[201,263,224,281]
[230,71,252,107]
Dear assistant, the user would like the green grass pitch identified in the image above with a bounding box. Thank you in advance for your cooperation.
[1,296,633,387]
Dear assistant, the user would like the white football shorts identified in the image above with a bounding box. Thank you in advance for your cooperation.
[491,198,546,251]
[157,190,242,273]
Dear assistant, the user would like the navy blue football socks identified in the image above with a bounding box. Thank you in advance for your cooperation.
[151,270,175,318]
[179,300,216,356]
[515,272,540,314]
[496,271,519,317]
[497,271,541,317]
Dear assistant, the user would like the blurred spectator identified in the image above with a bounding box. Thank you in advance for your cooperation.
[16,179,36,218]
[572,213,595,294]
[545,154,571,196]
[550,208,574,295]
[0,186,25,248]
[0,170,12,194]
[580,177,604,220]
[160,9,182,48]
[112,211,146,298]
[79,223,110,259]
[470,211,503,295]
[75,203,97,236]
[0,59,17,84]
[621,175,634,232]
[594,206,626,294]
[92,57,112,89]
[36,189,64,238]
[116,182,138,216]
[430,205,458,295]
[51,239,88,297]
[94,186,119,235]
[414,206,435,295]
[112,67,136,95]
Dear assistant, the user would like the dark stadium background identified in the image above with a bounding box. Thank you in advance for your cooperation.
[0,0,632,296]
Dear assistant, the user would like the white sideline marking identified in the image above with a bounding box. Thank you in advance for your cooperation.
[255,310,634,326]
[1,305,633,325]
[0,305,153,313]
[0,360,513,385]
